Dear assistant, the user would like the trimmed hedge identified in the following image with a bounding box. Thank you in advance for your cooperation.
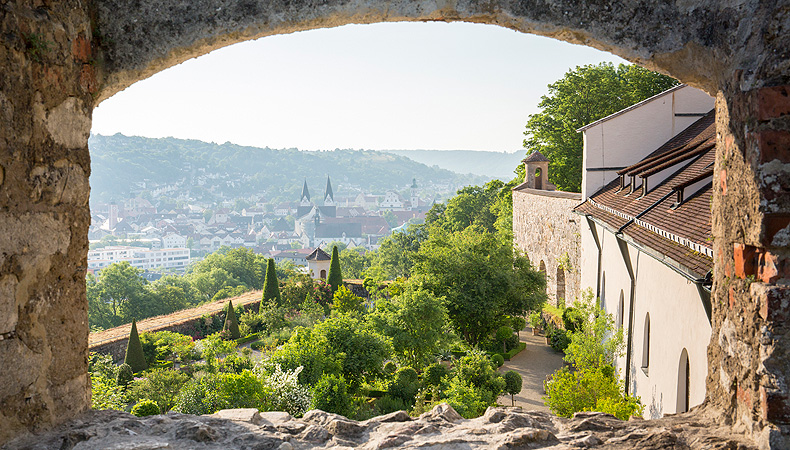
[504,342,526,361]
[235,334,259,345]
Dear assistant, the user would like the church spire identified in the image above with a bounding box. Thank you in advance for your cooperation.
[324,176,334,205]
[300,179,311,203]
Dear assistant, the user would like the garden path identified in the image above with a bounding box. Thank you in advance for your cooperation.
[497,327,565,413]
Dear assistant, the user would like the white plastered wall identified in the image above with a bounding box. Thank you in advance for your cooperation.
[579,219,710,418]
[580,86,715,200]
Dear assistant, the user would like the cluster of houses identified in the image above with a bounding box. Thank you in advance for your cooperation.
[514,84,716,419]
[88,177,430,273]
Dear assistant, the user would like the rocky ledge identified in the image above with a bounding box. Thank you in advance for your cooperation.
[3,403,758,450]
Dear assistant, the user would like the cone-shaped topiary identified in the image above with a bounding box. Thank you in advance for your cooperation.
[223,300,240,339]
[261,258,281,310]
[327,246,343,293]
[124,319,148,373]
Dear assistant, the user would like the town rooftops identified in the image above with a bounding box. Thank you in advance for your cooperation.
[306,247,331,261]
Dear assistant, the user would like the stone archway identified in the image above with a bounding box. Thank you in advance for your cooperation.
[2,0,789,445]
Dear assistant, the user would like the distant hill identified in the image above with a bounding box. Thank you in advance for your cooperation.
[382,150,525,180]
[88,134,491,204]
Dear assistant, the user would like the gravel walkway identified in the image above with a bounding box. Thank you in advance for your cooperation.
[498,327,565,412]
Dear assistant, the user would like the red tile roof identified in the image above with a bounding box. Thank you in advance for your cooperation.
[574,110,715,278]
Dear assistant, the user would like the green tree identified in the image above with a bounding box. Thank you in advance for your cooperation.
[414,226,545,345]
[124,319,149,373]
[96,261,148,324]
[223,300,241,339]
[339,247,369,279]
[504,370,522,407]
[311,374,353,417]
[327,246,343,293]
[522,63,679,191]
[369,285,448,368]
[371,224,427,279]
[261,258,281,308]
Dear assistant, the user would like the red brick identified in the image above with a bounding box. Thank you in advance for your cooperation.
[71,35,91,63]
[752,130,790,163]
[757,250,790,283]
[757,86,790,121]
[734,243,756,279]
[760,386,790,424]
[738,385,753,410]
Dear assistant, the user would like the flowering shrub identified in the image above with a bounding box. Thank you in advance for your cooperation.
[257,363,312,417]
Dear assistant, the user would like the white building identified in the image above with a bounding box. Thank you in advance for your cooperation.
[379,190,405,210]
[573,85,715,418]
[306,247,331,280]
[88,246,191,272]
[162,233,187,248]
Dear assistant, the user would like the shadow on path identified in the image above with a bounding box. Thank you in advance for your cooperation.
[498,327,565,413]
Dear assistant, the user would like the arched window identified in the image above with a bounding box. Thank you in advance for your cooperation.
[320,269,327,279]
[677,348,690,413]
[641,313,650,370]
[556,266,566,308]
[535,168,543,190]
[617,291,625,330]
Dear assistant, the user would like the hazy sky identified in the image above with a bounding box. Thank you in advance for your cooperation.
[91,22,626,152]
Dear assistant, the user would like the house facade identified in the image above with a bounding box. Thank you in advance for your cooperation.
[574,86,715,417]
[514,84,716,418]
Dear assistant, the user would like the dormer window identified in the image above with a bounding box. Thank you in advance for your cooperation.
[640,177,649,197]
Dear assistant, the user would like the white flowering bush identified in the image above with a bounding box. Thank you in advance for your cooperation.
[257,363,312,417]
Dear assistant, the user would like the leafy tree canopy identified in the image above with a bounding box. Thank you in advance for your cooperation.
[522,63,679,192]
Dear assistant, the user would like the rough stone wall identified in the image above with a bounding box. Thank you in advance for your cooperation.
[708,82,790,446]
[0,0,96,444]
[513,188,581,307]
[1,0,789,446]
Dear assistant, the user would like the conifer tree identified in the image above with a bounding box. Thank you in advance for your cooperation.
[223,300,240,339]
[261,258,281,310]
[327,245,343,293]
[124,319,148,373]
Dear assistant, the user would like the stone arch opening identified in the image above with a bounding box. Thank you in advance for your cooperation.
[3,0,790,445]
[320,269,327,279]
[534,167,543,190]
[556,266,566,308]
[538,260,547,295]
[677,348,690,413]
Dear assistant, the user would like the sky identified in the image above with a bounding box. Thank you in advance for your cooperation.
[91,22,626,152]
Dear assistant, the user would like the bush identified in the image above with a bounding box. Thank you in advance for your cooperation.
[549,328,571,352]
[528,311,544,330]
[424,363,449,387]
[504,342,527,360]
[389,367,420,405]
[562,307,585,333]
[124,320,148,373]
[131,399,160,417]
[312,374,352,417]
[88,352,117,380]
[116,363,133,388]
[543,365,642,420]
[383,361,397,376]
[126,368,189,413]
[443,377,489,419]
[173,370,270,415]
[374,395,408,415]
[491,354,504,368]
[218,352,254,374]
[258,364,312,417]
[250,340,265,351]
[91,373,125,411]
[223,300,241,339]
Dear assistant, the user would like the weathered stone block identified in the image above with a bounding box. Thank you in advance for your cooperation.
[734,243,757,279]
[757,86,790,121]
